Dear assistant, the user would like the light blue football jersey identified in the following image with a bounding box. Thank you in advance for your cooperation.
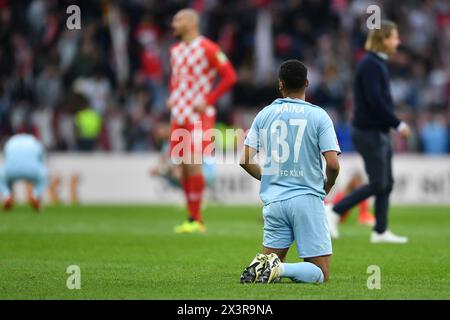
[3,134,45,170]
[244,97,340,204]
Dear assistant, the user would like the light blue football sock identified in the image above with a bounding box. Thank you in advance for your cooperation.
[280,262,324,283]
[33,168,49,199]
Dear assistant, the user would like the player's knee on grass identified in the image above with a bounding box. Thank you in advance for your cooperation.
[320,265,329,282]
[307,264,328,282]
[304,257,330,282]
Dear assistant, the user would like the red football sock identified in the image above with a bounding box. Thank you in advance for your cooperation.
[185,175,205,222]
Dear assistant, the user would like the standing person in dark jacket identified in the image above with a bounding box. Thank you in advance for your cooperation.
[326,20,410,243]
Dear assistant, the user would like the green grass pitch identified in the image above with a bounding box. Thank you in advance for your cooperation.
[0,204,449,299]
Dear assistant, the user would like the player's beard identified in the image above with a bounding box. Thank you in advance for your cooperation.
[173,33,183,40]
[172,27,185,39]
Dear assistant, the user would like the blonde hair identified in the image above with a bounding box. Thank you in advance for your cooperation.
[365,20,397,52]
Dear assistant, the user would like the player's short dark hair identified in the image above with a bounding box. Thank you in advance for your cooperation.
[278,59,308,91]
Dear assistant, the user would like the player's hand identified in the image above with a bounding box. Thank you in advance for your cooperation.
[324,181,334,195]
[193,102,207,113]
[398,122,410,139]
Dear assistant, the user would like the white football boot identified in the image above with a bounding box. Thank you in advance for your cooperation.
[240,253,268,283]
[370,230,408,244]
[261,253,282,284]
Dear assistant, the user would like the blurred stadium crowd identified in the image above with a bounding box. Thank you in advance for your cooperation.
[0,0,449,153]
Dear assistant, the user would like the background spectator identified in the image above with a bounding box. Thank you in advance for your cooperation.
[0,0,449,154]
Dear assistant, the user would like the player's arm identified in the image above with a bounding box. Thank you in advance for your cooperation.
[240,145,261,181]
[318,111,341,194]
[204,42,237,106]
[241,113,261,180]
[323,151,340,194]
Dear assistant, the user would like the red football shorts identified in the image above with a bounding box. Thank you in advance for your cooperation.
[169,113,216,161]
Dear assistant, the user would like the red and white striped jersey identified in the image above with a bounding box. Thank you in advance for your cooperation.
[169,36,236,125]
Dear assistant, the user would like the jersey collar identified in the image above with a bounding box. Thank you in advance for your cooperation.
[183,35,203,47]
[276,97,308,104]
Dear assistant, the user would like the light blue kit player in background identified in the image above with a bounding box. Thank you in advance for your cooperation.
[240,60,341,284]
[0,133,48,211]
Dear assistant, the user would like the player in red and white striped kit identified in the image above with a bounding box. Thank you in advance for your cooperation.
[168,9,237,233]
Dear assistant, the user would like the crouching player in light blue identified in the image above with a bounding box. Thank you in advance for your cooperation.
[0,133,48,211]
[239,60,340,283]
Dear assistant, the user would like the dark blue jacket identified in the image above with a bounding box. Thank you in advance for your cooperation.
[352,52,400,132]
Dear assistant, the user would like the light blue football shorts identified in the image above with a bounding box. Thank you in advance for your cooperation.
[262,194,332,258]
[0,163,49,198]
